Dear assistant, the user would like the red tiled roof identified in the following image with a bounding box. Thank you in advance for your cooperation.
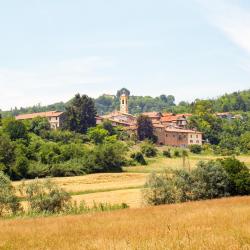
[142,112,162,118]
[161,116,178,122]
[16,111,64,120]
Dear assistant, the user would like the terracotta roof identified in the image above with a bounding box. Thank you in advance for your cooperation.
[153,124,165,128]
[142,112,162,118]
[165,127,202,134]
[16,111,64,120]
[162,112,173,117]
[101,111,136,119]
[161,116,178,122]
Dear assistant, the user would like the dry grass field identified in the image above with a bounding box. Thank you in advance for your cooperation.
[0,196,249,250]
[13,154,250,209]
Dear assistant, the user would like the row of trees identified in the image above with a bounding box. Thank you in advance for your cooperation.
[2,89,250,118]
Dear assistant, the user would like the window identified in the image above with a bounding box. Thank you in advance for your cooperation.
[122,100,124,104]
[196,140,199,143]
[196,135,198,138]
[190,140,193,143]
[190,135,193,138]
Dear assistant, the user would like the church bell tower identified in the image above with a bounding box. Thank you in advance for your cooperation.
[120,93,129,114]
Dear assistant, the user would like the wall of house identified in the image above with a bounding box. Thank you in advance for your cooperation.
[187,133,202,145]
[165,131,189,147]
[48,116,60,129]
[153,127,165,145]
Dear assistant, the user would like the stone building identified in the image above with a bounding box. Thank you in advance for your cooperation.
[16,111,64,129]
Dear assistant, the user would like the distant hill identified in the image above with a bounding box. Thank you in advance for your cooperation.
[1,89,250,117]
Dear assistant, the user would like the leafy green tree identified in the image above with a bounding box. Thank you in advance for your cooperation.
[137,115,154,141]
[3,119,28,141]
[63,94,97,133]
[191,161,230,200]
[87,127,109,144]
[0,135,15,174]
[218,157,250,195]
[29,117,50,135]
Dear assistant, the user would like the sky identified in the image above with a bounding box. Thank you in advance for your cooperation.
[0,0,250,110]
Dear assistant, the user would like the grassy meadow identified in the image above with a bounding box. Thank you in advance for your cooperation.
[0,196,249,250]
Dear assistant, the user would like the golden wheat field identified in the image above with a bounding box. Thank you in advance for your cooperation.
[0,196,249,250]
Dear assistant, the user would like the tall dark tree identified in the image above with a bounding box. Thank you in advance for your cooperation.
[63,94,97,133]
[137,115,154,141]
[116,88,130,98]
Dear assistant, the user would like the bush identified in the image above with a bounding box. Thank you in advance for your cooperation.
[189,144,202,154]
[218,157,250,195]
[173,149,180,157]
[191,161,230,200]
[83,141,128,173]
[143,172,178,205]
[141,141,157,158]
[23,179,71,213]
[143,161,231,206]
[131,152,147,165]
[163,150,171,158]
[0,172,21,216]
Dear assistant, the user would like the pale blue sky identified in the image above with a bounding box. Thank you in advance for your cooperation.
[0,0,250,110]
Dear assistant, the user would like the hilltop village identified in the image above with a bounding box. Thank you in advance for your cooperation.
[16,92,202,147]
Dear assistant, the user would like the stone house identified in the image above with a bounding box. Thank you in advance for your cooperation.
[16,111,64,129]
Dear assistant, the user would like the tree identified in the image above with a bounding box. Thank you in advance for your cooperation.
[63,94,97,133]
[0,135,15,174]
[87,127,109,144]
[29,117,50,135]
[3,119,28,141]
[137,115,154,141]
[116,88,130,98]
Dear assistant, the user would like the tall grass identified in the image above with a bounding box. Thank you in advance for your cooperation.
[0,196,249,250]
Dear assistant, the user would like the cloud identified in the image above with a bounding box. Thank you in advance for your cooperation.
[0,57,114,110]
[197,0,250,54]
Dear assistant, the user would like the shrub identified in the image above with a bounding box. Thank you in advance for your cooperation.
[87,127,109,144]
[173,149,180,157]
[143,161,231,206]
[131,152,147,165]
[143,172,178,205]
[189,144,202,154]
[0,172,21,216]
[83,141,128,173]
[191,161,230,200]
[218,157,250,195]
[141,141,157,158]
[163,150,171,158]
[23,179,71,213]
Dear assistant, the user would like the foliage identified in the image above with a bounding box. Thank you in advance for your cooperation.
[163,150,171,158]
[87,126,109,144]
[23,179,71,213]
[189,144,202,154]
[137,115,154,141]
[63,93,97,133]
[29,117,51,135]
[130,152,147,165]
[140,141,157,157]
[143,172,178,205]
[218,157,250,195]
[144,160,232,206]
[191,161,230,200]
[3,119,28,141]
[0,172,21,216]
